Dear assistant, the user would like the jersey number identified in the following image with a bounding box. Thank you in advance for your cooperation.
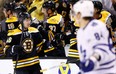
[49,25,56,32]
[8,23,15,30]
[94,33,101,40]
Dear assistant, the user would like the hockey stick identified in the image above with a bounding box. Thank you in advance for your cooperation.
[40,62,67,73]
[13,54,19,74]
[28,7,37,14]
[40,59,80,73]
[13,20,24,74]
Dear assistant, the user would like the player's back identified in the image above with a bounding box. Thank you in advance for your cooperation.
[77,19,116,74]
[46,13,63,34]
[5,16,19,33]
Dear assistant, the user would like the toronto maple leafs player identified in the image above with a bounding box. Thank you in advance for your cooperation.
[73,1,116,74]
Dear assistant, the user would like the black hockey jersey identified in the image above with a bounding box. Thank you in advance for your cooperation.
[5,16,19,32]
[4,27,43,70]
[67,22,80,66]
[46,13,63,34]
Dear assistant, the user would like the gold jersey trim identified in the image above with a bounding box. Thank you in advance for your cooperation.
[47,14,62,24]
[6,16,18,23]
[44,47,55,53]
[13,56,39,63]
[99,10,111,23]
[13,56,39,68]
[68,54,80,58]
[69,49,78,52]
[8,27,39,36]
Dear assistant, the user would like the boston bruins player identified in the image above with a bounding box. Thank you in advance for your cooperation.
[0,2,19,56]
[66,21,80,66]
[0,2,19,41]
[42,0,64,35]
[4,12,43,74]
[3,2,19,33]
[42,1,65,56]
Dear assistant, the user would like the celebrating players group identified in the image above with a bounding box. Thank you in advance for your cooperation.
[0,0,116,74]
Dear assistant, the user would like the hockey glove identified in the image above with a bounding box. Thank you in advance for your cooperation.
[80,52,101,72]
[11,45,24,55]
[78,71,82,74]
[80,59,95,72]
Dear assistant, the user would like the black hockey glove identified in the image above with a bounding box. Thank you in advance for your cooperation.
[10,45,24,55]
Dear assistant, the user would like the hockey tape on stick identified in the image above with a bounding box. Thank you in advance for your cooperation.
[40,62,66,73]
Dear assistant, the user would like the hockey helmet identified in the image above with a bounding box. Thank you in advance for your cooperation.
[18,12,31,23]
[43,1,56,11]
[73,1,94,17]
[15,4,27,14]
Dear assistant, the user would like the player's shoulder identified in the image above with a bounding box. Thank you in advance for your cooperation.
[8,28,22,36]
[101,10,111,15]
[28,27,39,33]
[47,13,62,24]
[90,19,106,28]
[5,16,18,23]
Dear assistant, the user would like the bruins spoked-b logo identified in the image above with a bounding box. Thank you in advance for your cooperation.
[22,38,33,53]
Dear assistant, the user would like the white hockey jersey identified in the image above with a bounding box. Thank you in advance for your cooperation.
[77,19,116,74]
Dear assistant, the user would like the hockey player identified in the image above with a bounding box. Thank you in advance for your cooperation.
[0,2,19,56]
[93,1,116,53]
[42,0,65,56]
[57,1,71,45]
[66,21,80,66]
[4,12,43,74]
[73,1,116,74]
[3,2,19,34]
[67,5,80,65]
[42,0,64,34]
[56,0,70,27]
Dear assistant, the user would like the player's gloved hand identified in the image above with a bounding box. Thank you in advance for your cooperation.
[78,71,82,74]
[80,53,101,72]
[11,45,24,55]
[80,59,95,72]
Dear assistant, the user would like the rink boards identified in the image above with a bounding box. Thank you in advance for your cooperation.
[0,58,79,74]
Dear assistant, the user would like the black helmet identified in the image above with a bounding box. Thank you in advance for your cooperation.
[43,1,56,11]
[92,1,103,13]
[15,4,27,14]
[14,0,21,3]
[4,2,16,11]
[18,12,31,23]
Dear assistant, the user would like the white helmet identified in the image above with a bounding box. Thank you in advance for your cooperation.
[73,0,94,17]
